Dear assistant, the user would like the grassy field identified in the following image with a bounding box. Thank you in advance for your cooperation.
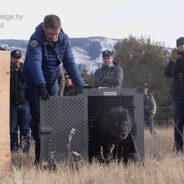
[1,127,184,184]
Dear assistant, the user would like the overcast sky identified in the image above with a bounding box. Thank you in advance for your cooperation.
[0,0,183,47]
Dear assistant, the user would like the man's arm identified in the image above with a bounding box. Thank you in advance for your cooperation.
[150,95,156,115]
[164,49,178,77]
[94,69,109,87]
[26,39,46,86]
[164,61,175,77]
[102,66,123,87]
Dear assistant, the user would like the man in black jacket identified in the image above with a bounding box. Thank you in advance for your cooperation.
[94,50,123,88]
[10,49,30,153]
[165,37,184,152]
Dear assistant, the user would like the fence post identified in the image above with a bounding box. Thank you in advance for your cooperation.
[0,51,11,172]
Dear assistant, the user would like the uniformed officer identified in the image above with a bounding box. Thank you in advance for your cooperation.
[94,50,123,88]
[22,14,85,163]
[165,37,184,152]
[10,49,30,153]
[143,83,157,135]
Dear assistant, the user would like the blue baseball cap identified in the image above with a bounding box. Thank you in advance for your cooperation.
[11,49,22,58]
[102,50,113,57]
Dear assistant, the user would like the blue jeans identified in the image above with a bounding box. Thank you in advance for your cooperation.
[144,113,154,134]
[25,81,58,162]
[10,103,30,152]
[173,100,184,151]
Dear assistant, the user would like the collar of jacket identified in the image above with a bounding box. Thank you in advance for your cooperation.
[11,62,22,72]
[102,63,115,68]
[102,62,118,67]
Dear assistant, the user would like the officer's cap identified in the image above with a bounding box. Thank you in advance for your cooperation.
[176,37,184,48]
[11,49,22,58]
[102,50,113,57]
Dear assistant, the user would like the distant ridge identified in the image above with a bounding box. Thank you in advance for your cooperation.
[0,37,118,73]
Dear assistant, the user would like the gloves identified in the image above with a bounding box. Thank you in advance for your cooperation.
[38,84,49,101]
[170,48,179,62]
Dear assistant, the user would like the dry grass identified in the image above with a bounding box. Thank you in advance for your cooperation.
[1,127,184,184]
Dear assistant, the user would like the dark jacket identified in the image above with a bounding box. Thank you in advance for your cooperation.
[94,62,123,88]
[10,63,27,105]
[165,57,184,100]
[22,23,84,88]
[64,85,75,96]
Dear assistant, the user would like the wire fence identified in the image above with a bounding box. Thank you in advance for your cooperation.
[151,106,174,127]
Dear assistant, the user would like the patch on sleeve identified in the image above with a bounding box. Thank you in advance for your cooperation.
[30,40,38,47]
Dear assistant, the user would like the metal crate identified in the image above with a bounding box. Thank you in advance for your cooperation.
[40,88,144,164]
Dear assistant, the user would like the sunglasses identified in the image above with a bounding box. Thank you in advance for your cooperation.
[65,77,70,80]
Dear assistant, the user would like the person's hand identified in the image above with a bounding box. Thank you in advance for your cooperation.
[170,48,179,62]
[149,114,154,120]
[38,84,49,101]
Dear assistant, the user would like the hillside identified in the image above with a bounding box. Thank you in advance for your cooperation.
[0,37,119,73]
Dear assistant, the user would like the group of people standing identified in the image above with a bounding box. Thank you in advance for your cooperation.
[9,14,124,164]
[8,14,184,165]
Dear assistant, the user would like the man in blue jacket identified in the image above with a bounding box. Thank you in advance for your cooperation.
[165,37,184,152]
[22,14,85,163]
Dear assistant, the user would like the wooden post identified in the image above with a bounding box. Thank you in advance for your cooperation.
[0,51,11,172]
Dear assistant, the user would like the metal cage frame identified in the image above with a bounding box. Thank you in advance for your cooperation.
[40,88,144,164]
